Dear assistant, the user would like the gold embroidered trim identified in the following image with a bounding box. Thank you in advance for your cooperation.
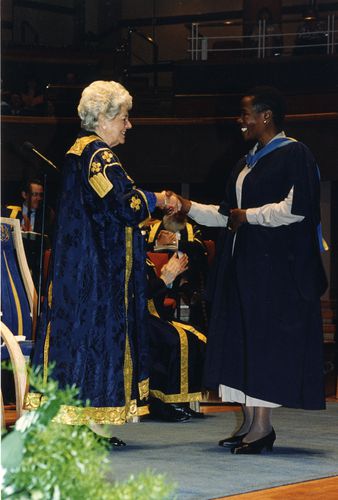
[66,135,99,156]
[88,148,116,198]
[172,320,207,344]
[43,322,51,384]
[3,251,23,336]
[171,322,188,394]
[48,281,53,308]
[148,221,161,243]
[89,172,113,198]
[24,393,144,424]
[137,404,150,417]
[149,390,202,403]
[138,378,149,400]
[147,298,160,318]
[124,226,134,405]
[24,392,46,410]
[130,195,141,211]
[186,222,194,242]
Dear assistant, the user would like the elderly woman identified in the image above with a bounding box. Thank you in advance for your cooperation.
[176,86,327,454]
[28,80,177,446]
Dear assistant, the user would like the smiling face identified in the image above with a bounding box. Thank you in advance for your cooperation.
[96,106,132,147]
[238,95,276,145]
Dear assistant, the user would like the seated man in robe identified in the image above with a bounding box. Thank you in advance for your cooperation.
[146,253,206,422]
[146,212,209,331]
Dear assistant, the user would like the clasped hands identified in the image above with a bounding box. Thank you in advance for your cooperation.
[156,190,191,215]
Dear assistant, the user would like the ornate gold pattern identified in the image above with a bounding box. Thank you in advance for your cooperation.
[43,322,51,384]
[48,281,53,308]
[101,151,113,162]
[66,135,99,156]
[90,161,102,173]
[150,389,202,403]
[124,226,135,408]
[88,148,114,198]
[130,195,141,211]
[24,393,147,424]
[3,251,23,336]
[138,378,149,400]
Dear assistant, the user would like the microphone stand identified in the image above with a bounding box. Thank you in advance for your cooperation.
[37,172,47,317]
[23,142,60,317]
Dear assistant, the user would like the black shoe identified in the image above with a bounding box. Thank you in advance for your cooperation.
[150,400,191,422]
[231,428,276,455]
[181,406,205,419]
[218,433,247,447]
[109,436,126,448]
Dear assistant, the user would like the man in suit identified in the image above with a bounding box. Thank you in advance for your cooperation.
[3,178,54,289]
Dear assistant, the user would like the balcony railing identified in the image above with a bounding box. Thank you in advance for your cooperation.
[189,14,337,60]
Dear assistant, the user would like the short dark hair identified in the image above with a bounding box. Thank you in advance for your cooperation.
[22,178,43,193]
[247,86,287,132]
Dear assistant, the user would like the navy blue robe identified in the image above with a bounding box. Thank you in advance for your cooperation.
[204,141,327,409]
[28,133,152,424]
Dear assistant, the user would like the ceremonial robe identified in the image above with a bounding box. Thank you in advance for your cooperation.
[28,133,151,424]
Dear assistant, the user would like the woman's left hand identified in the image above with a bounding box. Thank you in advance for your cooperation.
[228,209,247,232]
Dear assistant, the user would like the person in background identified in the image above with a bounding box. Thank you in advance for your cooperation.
[147,212,209,331]
[172,86,327,454]
[147,253,206,422]
[26,80,180,447]
[3,178,55,289]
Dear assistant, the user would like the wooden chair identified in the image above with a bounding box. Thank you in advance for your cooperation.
[1,322,28,427]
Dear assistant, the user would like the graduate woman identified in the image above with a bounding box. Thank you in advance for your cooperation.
[175,86,327,454]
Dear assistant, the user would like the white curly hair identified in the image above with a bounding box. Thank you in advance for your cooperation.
[77,80,133,131]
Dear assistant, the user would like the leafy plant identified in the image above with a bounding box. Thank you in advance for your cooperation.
[1,367,175,499]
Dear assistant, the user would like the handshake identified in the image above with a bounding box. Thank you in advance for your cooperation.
[156,190,192,215]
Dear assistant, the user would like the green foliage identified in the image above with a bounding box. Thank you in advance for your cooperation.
[1,367,175,500]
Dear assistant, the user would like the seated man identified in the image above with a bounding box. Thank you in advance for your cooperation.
[3,178,54,289]
[147,253,206,422]
[146,212,209,331]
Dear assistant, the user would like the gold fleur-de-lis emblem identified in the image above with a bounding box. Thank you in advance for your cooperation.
[91,161,101,173]
[130,196,141,211]
[102,151,113,162]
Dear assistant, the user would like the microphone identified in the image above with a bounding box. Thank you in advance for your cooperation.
[23,141,60,173]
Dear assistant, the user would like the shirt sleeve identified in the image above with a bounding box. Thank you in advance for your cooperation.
[246,186,305,227]
[188,201,228,227]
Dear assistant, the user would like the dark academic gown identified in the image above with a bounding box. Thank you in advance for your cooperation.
[204,141,327,410]
[27,133,152,424]
[147,261,206,403]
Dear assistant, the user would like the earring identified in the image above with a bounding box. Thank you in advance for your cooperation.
[263,120,267,124]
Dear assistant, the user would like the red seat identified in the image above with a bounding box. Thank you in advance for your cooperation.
[147,252,176,310]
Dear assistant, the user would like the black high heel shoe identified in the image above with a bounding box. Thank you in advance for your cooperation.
[231,428,276,455]
[109,436,126,448]
[218,433,247,447]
